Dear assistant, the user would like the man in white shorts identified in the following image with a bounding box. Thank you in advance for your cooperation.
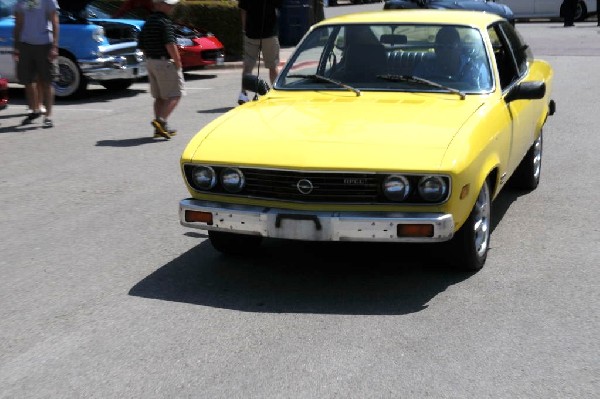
[238,0,282,105]
[137,0,184,139]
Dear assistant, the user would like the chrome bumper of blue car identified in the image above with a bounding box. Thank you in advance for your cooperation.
[79,56,147,81]
[179,199,455,243]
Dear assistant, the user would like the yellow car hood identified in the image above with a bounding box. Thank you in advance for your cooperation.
[190,93,485,172]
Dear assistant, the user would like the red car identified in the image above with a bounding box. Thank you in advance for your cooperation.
[88,1,225,71]
[174,24,225,71]
[0,76,8,111]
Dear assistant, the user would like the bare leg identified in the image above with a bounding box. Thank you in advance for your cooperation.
[24,83,38,112]
[154,97,180,121]
[36,78,45,113]
[39,80,53,118]
[269,66,279,85]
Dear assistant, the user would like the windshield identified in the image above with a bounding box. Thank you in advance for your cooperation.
[275,23,493,94]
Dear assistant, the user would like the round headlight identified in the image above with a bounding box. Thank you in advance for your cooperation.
[383,175,411,201]
[176,37,195,47]
[418,176,448,202]
[191,166,216,190]
[221,168,245,193]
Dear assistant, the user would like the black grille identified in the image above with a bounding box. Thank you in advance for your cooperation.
[105,45,139,57]
[243,169,380,203]
[184,165,450,204]
[201,49,224,61]
[124,54,140,65]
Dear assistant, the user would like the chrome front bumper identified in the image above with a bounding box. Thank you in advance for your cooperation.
[179,199,455,243]
[79,57,147,81]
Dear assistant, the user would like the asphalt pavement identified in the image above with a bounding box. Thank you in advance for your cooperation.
[1,8,599,398]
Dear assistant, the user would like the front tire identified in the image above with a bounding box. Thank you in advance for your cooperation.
[510,132,543,191]
[208,231,262,255]
[101,79,134,92]
[450,179,492,271]
[54,55,87,98]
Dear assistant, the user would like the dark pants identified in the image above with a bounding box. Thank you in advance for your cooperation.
[562,0,578,26]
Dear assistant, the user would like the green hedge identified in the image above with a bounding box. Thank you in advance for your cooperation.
[173,1,242,59]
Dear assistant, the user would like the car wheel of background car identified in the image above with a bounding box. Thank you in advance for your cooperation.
[510,132,543,191]
[100,79,134,92]
[450,179,491,271]
[54,55,87,98]
[208,231,263,255]
[575,1,588,21]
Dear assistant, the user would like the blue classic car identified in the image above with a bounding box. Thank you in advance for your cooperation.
[384,0,515,24]
[0,0,146,97]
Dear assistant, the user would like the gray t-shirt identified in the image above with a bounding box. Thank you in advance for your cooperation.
[14,0,58,45]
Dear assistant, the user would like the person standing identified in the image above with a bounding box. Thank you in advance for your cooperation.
[238,0,282,105]
[137,0,184,140]
[562,0,578,27]
[13,0,59,127]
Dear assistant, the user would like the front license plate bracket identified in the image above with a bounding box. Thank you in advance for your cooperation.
[275,213,322,231]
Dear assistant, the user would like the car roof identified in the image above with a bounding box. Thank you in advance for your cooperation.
[318,9,503,29]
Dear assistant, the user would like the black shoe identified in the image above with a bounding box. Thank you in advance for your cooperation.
[42,118,53,128]
[153,128,177,138]
[22,112,41,125]
[151,119,172,139]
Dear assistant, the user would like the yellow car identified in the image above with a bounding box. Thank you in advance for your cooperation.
[179,10,555,271]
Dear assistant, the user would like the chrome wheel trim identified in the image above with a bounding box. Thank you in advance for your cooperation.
[473,182,491,259]
[532,134,543,181]
[54,56,80,97]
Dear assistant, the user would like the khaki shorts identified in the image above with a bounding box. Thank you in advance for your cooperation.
[243,36,280,70]
[16,43,58,84]
[146,58,185,99]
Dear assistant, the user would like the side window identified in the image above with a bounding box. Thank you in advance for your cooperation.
[487,24,518,90]
[498,21,531,77]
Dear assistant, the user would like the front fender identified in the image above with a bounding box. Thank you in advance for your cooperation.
[440,96,509,230]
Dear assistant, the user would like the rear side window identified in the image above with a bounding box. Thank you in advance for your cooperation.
[487,21,531,90]
[499,21,532,76]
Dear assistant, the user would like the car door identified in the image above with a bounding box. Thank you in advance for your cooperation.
[488,21,538,175]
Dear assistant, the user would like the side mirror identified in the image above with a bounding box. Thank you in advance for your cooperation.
[242,74,270,96]
[505,81,546,103]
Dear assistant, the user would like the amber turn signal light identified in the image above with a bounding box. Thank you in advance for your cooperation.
[397,224,434,238]
[185,210,213,225]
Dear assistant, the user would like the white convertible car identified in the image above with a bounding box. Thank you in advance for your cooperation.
[496,0,597,21]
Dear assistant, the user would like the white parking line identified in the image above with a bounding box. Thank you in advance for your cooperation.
[54,108,114,112]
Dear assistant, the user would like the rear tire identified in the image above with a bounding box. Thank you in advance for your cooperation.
[510,132,543,191]
[208,231,262,255]
[450,179,491,271]
[575,1,588,21]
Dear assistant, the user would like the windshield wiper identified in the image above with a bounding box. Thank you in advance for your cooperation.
[286,74,361,97]
[377,74,466,100]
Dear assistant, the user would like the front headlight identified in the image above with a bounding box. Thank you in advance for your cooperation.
[383,175,411,201]
[92,26,105,43]
[418,176,448,202]
[176,38,195,47]
[192,166,217,190]
[221,168,245,193]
